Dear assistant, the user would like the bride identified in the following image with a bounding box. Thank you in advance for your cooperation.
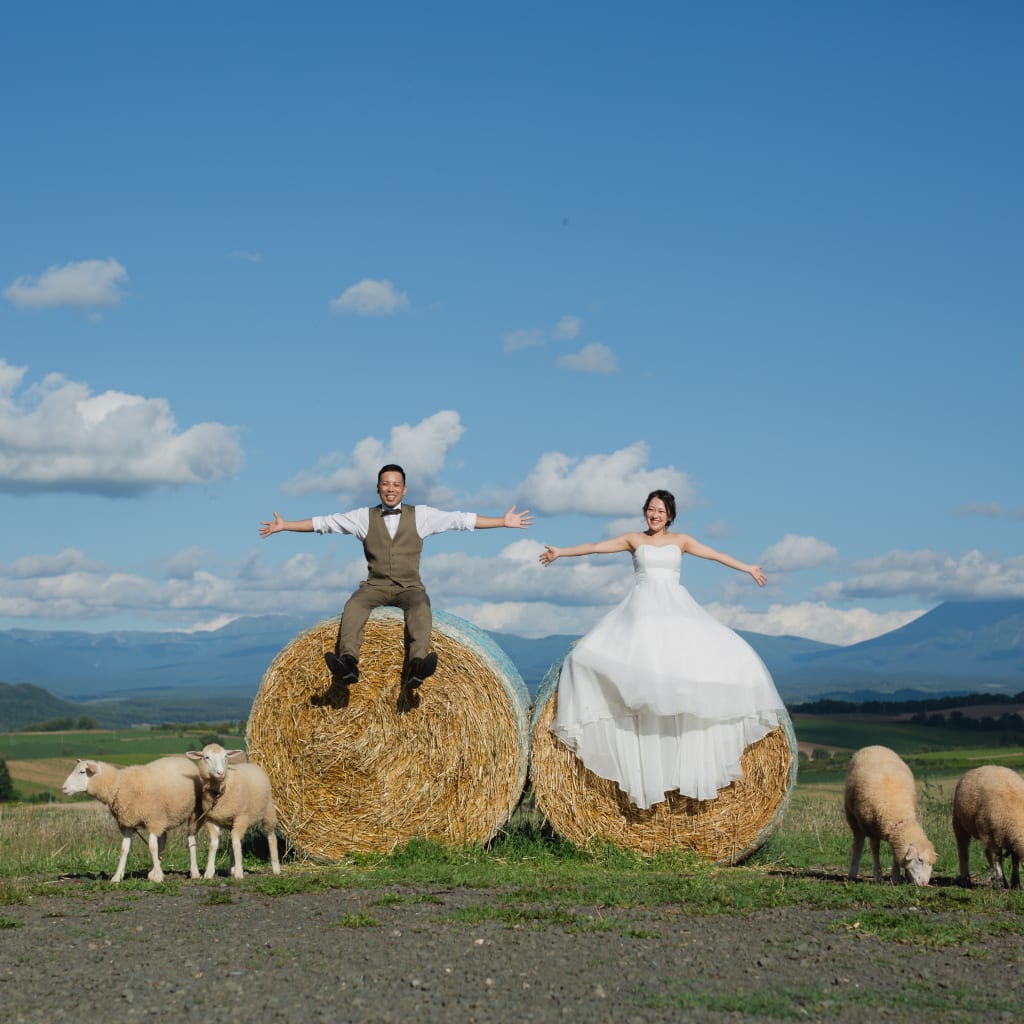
[539,489,786,809]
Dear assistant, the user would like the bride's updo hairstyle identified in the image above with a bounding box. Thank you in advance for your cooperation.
[644,489,676,526]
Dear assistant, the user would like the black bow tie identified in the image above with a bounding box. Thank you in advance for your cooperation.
[381,507,402,516]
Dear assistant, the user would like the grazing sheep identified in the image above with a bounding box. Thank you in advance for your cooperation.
[952,765,1024,889]
[60,756,204,883]
[186,744,281,879]
[843,745,936,886]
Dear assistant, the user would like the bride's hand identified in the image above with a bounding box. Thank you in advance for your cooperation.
[539,545,559,566]
[750,565,766,587]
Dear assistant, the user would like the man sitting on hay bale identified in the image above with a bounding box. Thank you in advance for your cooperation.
[259,463,532,711]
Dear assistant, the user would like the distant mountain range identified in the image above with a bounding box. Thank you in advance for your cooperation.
[1,599,1022,730]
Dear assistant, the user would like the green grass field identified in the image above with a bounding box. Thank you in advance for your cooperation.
[791,714,1020,753]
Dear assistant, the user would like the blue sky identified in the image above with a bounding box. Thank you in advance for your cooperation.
[1,3,1021,645]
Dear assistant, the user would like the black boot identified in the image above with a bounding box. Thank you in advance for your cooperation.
[397,652,437,713]
[324,652,359,685]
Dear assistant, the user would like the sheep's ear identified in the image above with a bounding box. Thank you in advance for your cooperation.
[84,760,100,775]
[225,749,247,764]
[904,845,918,863]
[185,751,202,761]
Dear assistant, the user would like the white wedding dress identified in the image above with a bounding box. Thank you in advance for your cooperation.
[550,544,786,808]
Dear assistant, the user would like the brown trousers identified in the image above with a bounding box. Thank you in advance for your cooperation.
[335,581,432,664]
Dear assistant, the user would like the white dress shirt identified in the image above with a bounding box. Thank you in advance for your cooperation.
[311,505,477,540]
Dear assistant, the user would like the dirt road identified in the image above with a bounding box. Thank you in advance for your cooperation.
[2,878,1021,1023]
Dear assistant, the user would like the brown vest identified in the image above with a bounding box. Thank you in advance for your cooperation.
[363,505,424,589]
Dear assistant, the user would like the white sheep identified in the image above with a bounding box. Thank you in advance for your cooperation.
[952,765,1024,889]
[843,744,937,886]
[186,744,281,879]
[61,756,204,883]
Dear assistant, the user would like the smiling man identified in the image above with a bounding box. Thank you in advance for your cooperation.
[260,464,532,711]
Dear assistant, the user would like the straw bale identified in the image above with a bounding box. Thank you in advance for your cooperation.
[247,608,530,859]
[529,654,796,864]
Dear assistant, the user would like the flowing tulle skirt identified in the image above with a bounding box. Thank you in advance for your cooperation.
[551,566,785,807]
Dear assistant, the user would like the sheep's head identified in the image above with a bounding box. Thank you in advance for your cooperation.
[186,744,245,783]
[903,842,937,887]
[60,759,100,796]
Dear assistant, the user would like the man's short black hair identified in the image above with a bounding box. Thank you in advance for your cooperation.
[378,464,406,484]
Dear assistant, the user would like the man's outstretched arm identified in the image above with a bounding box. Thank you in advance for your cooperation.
[259,512,314,537]
[473,506,533,530]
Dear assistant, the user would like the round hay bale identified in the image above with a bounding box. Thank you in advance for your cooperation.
[529,652,796,864]
[247,608,530,859]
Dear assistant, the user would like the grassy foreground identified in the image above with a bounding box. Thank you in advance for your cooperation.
[2,774,1023,938]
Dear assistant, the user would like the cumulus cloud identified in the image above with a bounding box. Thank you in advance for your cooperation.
[518,442,694,517]
[6,548,104,579]
[0,538,577,633]
[329,278,408,315]
[503,328,544,352]
[954,502,1003,518]
[282,410,464,504]
[0,360,243,496]
[554,315,581,340]
[822,549,1024,602]
[0,535,941,645]
[557,342,617,373]
[760,534,838,572]
[707,601,925,646]
[446,600,604,638]
[4,258,128,310]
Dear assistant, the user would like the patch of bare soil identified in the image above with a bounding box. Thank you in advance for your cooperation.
[2,878,1021,1023]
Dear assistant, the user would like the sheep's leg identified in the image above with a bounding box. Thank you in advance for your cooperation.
[111,827,133,883]
[869,836,883,883]
[230,828,245,879]
[1009,853,1020,890]
[848,830,866,881]
[146,831,165,883]
[891,847,903,885]
[266,826,281,876]
[953,820,972,886]
[203,822,220,880]
[984,845,1007,888]
[187,831,200,880]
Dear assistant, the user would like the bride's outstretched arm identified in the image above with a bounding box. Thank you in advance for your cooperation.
[681,536,767,586]
[539,534,632,566]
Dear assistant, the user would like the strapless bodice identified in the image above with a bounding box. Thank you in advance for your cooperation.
[632,544,681,581]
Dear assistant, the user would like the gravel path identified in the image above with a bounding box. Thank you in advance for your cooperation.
[2,877,1022,1023]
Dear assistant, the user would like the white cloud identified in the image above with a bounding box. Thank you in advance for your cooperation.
[953,502,1003,518]
[0,360,243,496]
[329,278,409,315]
[760,534,838,572]
[0,536,936,647]
[282,410,465,504]
[824,549,1024,602]
[7,548,104,579]
[503,328,544,352]
[707,601,926,646]
[518,442,694,517]
[447,600,603,639]
[181,614,242,633]
[554,315,581,340]
[4,258,127,309]
[230,250,262,264]
[557,342,617,373]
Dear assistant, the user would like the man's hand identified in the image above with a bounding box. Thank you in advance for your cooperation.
[503,505,533,529]
[259,512,286,538]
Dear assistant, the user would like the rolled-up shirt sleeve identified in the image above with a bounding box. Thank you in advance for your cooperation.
[312,509,370,538]
[415,506,477,537]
